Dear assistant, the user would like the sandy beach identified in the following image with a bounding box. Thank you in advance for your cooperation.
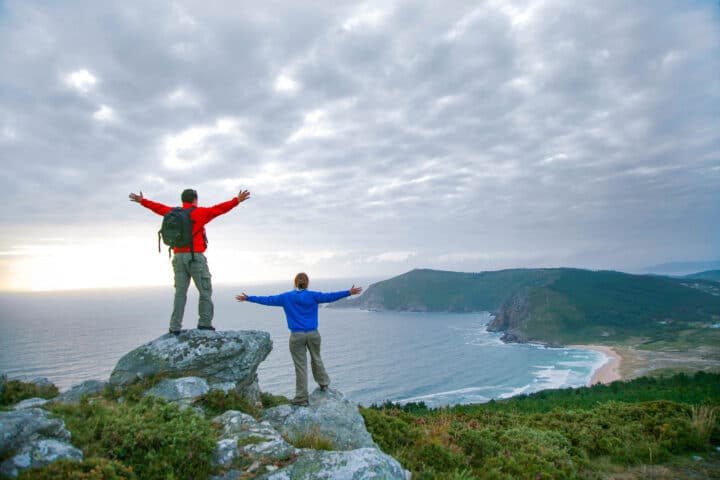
[571,344,623,385]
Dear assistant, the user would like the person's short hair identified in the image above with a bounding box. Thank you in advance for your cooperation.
[294,272,309,290]
[181,189,198,203]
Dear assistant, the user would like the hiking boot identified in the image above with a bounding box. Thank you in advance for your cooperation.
[290,399,309,407]
[197,325,215,331]
[169,330,181,335]
[319,384,329,392]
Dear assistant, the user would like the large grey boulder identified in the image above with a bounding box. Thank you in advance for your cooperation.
[213,410,298,466]
[144,376,210,403]
[0,438,83,478]
[263,389,376,451]
[55,379,108,405]
[258,448,410,480]
[0,409,82,478]
[108,330,272,402]
[0,409,70,457]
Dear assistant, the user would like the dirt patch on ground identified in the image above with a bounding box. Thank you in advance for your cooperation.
[616,345,720,380]
[609,450,720,479]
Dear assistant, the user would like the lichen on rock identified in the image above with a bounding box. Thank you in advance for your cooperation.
[108,330,272,406]
[263,388,377,451]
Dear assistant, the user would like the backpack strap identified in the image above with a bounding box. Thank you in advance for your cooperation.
[187,207,197,262]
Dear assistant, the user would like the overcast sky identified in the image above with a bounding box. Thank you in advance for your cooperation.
[1,0,718,290]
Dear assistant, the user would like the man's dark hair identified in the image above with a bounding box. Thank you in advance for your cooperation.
[181,189,198,203]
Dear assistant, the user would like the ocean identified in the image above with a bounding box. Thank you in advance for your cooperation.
[0,281,607,408]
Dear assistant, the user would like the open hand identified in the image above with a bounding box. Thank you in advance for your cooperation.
[236,293,248,302]
[349,285,363,295]
[129,191,143,203]
[237,190,251,203]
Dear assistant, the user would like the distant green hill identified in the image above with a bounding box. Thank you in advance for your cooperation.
[684,270,720,282]
[335,268,720,345]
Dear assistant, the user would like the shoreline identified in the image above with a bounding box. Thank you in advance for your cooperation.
[570,344,624,385]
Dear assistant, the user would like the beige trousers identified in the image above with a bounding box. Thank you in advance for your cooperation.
[289,330,330,402]
[170,252,213,331]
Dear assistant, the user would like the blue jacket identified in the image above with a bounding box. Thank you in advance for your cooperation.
[246,289,350,332]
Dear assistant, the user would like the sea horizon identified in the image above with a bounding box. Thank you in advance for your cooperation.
[0,283,608,407]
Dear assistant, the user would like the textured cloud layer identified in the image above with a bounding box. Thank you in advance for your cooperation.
[1,0,718,288]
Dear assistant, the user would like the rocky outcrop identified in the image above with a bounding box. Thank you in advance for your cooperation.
[143,376,210,404]
[487,289,530,337]
[263,388,377,451]
[12,398,49,410]
[259,448,410,480]
[55,379,108,405]
[5,330,411,478]
[213,405,410,480]
[108,330,272,404]
[0,408,82,478]
[213,410,298,466]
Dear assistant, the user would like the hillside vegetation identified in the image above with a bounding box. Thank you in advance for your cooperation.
[361,372,720,479]
[684,270,720,282]
[335,268,720,347]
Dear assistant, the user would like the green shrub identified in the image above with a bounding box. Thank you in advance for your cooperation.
[362,375,720,479]
[453,429,500,467]
[51,396,215,480]
[360,407,420,452]
[484,427,578,479]
[286,427,335,451]
[529,401,704,464]
[462,372,720,415]
[49,399,114,458]
[260,391,290,408]
[411,442,466,473]
[194,388,260,418]
[692,405,718,444]
[0,380,58,406]
[16,457,136,479]
[102,374,173,403]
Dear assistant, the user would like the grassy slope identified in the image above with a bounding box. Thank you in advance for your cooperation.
[509,269,720,344]
[684,270,720,282]
[335,268,559,312]
[361,372,720,480]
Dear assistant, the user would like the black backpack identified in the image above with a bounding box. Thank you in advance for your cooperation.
[158,207,197,258]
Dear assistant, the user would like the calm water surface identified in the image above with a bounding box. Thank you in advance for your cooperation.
[0,283,605,407]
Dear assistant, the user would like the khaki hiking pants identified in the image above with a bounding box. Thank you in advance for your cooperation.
[289,330,330,403]
[170,252,213,331]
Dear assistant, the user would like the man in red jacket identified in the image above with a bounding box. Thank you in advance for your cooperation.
[129,188,251,334]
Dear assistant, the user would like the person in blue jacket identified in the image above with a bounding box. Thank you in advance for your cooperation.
[236,272,362,406]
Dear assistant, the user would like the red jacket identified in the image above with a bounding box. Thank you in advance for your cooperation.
[141,197,240,253]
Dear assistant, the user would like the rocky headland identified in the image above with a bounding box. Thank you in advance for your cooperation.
[0,330,410,479]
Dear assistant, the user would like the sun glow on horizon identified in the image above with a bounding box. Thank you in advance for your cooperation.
[0,239,343,292]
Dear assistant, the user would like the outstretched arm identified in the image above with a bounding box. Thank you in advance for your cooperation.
[129,191,172,216]
[314,285,363,303]
[237,292,285,306]
[196,189,251,224]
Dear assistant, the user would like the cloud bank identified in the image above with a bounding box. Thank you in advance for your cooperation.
[1,0,718,289]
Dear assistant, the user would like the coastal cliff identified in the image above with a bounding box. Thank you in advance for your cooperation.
[336,268,720,347]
